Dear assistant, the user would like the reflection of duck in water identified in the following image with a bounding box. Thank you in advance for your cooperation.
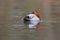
[23,10,40,30]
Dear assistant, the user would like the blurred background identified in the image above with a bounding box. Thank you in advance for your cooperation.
[0,0,60,40]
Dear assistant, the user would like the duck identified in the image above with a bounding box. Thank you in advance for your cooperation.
[23,10,40,30]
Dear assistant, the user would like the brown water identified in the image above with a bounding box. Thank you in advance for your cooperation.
[0,0,60,40]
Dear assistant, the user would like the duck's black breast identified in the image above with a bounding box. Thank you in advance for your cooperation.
[23,16,30,23]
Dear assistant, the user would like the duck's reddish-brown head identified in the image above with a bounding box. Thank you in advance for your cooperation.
[32,10,40,18]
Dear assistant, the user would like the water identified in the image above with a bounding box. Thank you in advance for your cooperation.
[0,0,60,40]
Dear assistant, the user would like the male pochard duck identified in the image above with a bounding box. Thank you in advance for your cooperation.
[23,10,40,30]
